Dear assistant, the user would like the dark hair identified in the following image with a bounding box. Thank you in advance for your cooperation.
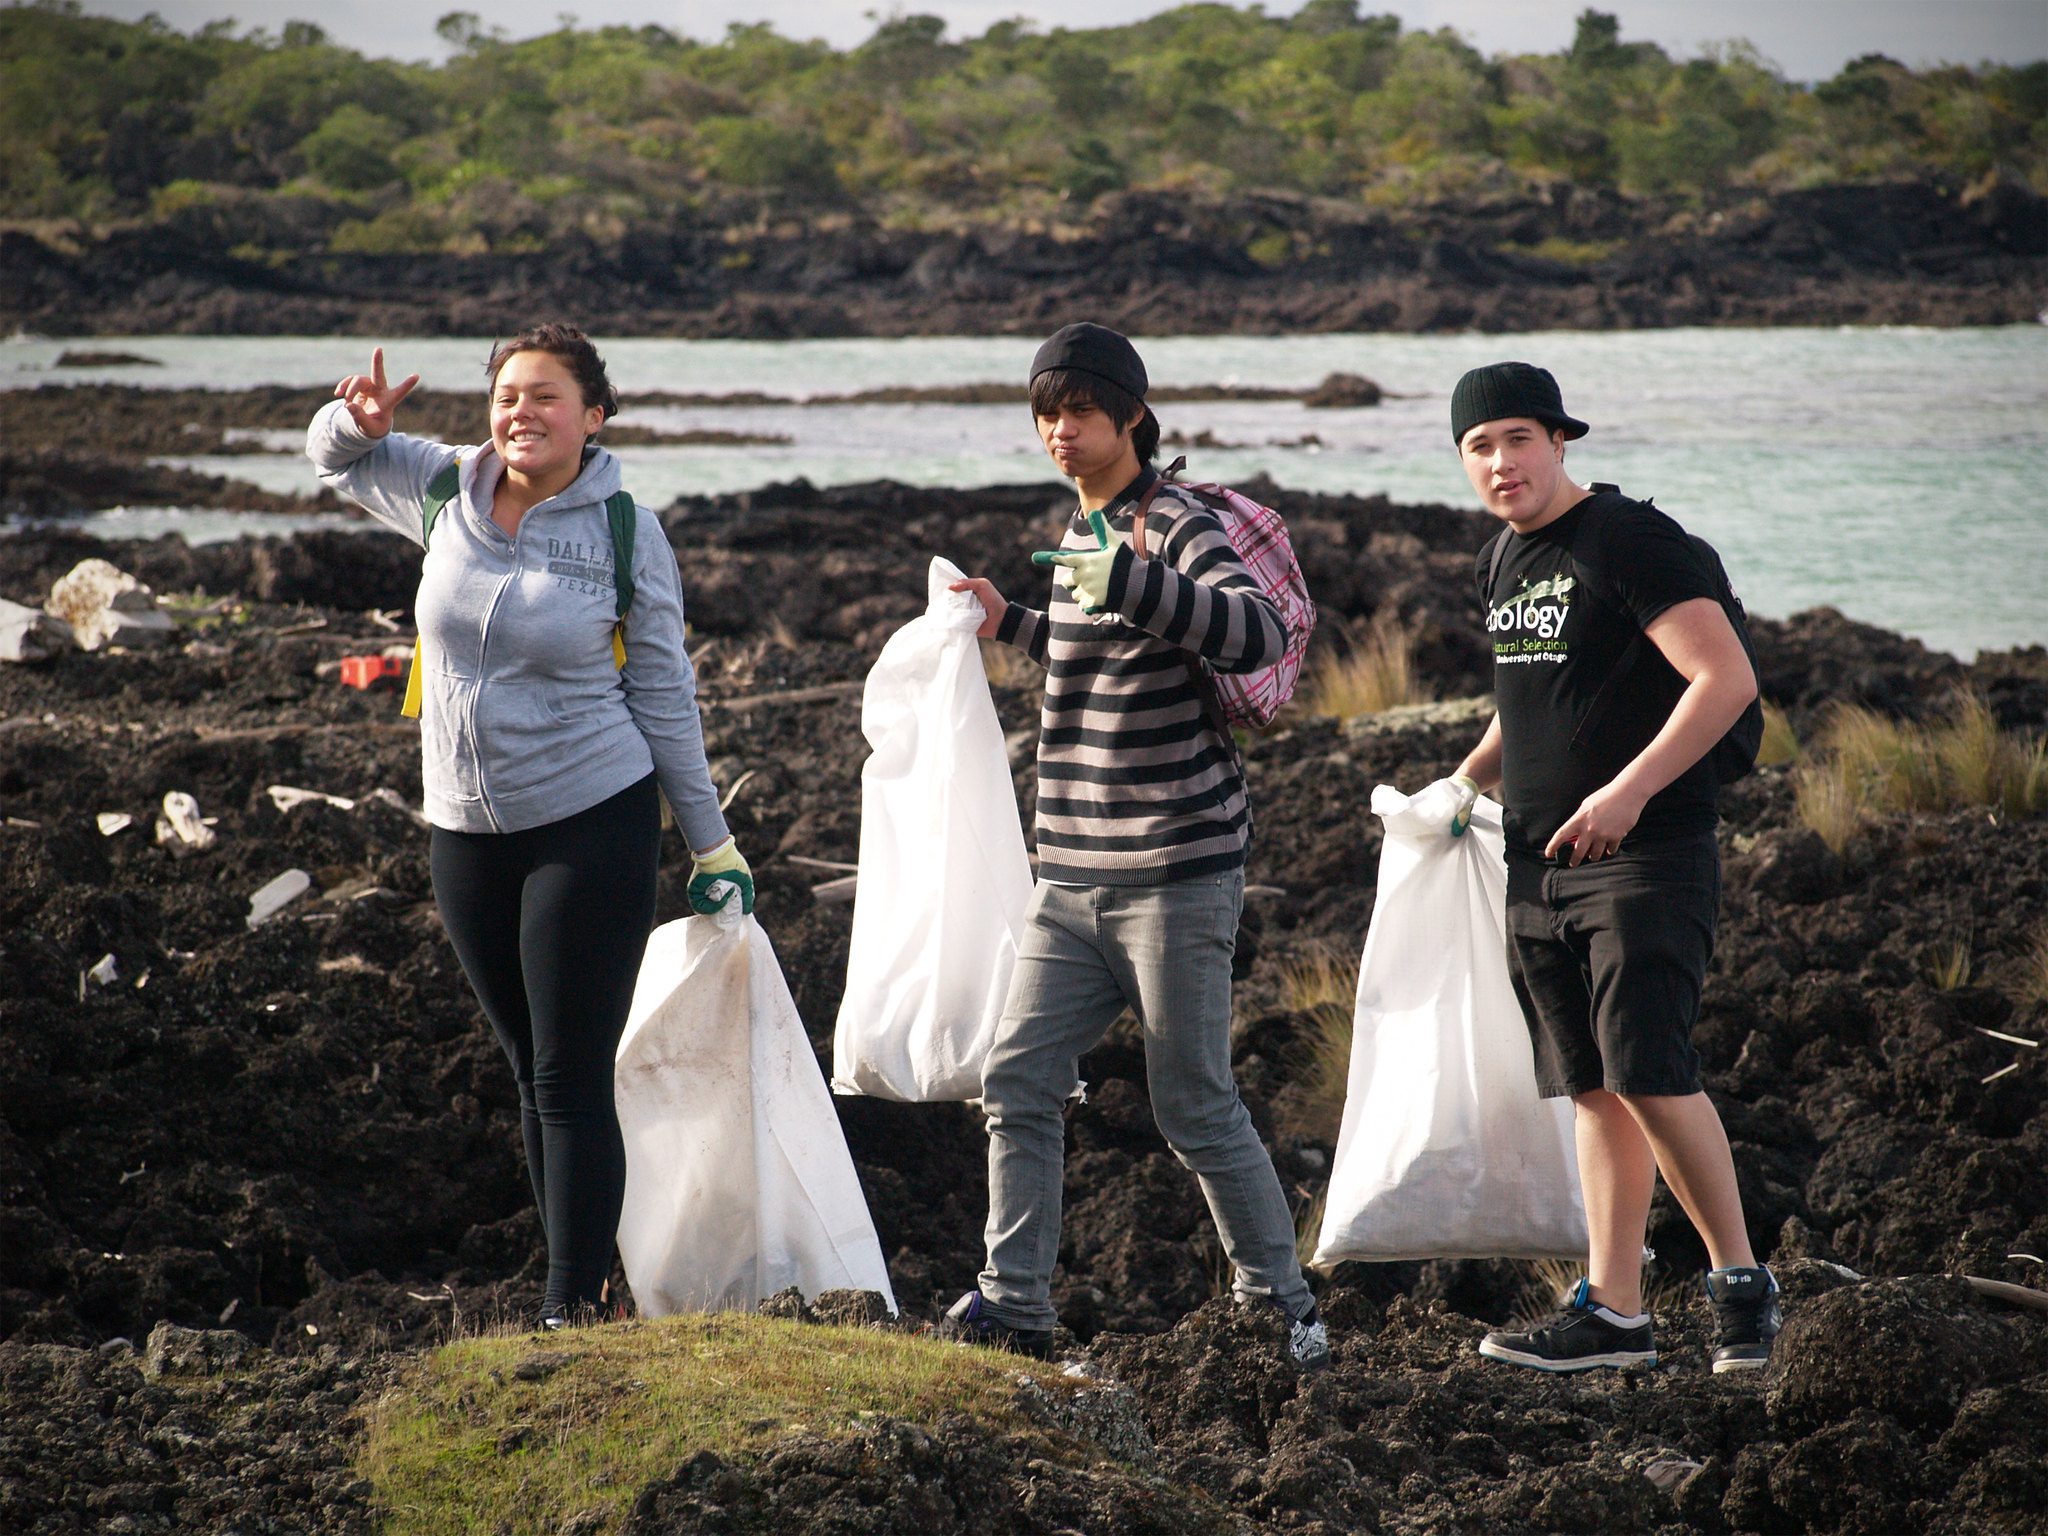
[485,323,620,424]
[1029,367,1159,465]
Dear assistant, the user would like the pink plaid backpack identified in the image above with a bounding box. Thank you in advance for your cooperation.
[1130,456,1316,730]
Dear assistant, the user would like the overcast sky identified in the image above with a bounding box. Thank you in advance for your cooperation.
[58,0,2048,80]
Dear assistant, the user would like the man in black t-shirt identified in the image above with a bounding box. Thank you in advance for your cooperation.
[1427,362,1782,1376]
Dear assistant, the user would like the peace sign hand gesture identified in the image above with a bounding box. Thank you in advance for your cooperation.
[333,346,420,440]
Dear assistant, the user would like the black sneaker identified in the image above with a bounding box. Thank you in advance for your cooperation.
[534,1299,603,1333]
[1284,1303,1331,1373]
[1478,1278,1657,1372]
[940,1291,1054,1360]
[1704,1265,1781,1374]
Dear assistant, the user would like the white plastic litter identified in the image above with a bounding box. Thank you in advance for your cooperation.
[1313,781,1588,1265]
[246,869,313,929]
[155,791,216,851]
[97,812,134,836]
[831,556,1033,1101]
[615,902,897,1317]
[86,953,119,989]
[0,597,73,663]
[267,785,357,814]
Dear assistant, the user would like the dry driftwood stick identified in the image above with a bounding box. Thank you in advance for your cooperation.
[718,768,757,812]
[1963,1276,2048,1314]
[708,681,863,712]
[811,875,859,905]
[785,855,859,873]
[193,722,418,745]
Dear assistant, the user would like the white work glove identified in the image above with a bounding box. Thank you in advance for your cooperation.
[1417,774,1481,837]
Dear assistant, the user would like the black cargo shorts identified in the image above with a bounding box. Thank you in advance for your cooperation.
[1504,830,1719,1099]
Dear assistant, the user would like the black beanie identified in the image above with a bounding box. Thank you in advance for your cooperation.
[1030,322,1148,399]
[1451,361,1588,445]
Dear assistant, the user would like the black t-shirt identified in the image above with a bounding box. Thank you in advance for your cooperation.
[1475,490,1722,857]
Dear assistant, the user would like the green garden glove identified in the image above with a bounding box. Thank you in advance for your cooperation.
[1031,507,1128,615]
[688,836,755,915]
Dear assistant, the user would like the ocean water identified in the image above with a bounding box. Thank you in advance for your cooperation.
[5,326,2043,659]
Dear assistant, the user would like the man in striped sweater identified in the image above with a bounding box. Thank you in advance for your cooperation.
[944,323,1328,1369]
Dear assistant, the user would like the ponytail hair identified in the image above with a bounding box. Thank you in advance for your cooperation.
[1132,405,1160,466]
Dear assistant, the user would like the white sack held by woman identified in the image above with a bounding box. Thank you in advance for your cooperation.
[1313,781,1587,1265]
[831,556,1033,1101]
[615,902,896,1315]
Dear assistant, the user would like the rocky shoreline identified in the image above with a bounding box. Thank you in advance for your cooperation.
[6,178,2044,338]
[2,475,2045,1532]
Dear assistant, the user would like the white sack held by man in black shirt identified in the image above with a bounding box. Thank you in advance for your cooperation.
[1428,361,1783,1376]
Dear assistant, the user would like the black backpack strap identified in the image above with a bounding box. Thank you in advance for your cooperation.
[1484,527,1511,604]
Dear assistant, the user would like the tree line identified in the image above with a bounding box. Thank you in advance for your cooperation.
[3,0,2041,251]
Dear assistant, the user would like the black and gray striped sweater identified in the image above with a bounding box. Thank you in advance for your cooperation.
[995,469,1286,886]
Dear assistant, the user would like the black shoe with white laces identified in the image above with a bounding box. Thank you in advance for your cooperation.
[940,1290,1055,1360]
[1478,1278,1657,1372]
[1705,1265,1781,1373]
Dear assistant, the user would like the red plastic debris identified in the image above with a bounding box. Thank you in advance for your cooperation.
[338,654,408,690]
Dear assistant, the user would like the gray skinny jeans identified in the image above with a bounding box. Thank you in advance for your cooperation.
[977,869,1314,1329]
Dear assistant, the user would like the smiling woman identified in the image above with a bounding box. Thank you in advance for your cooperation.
[306,323,755,1330]
[484,329,614,537]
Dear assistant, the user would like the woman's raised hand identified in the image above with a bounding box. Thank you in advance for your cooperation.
[333,346,420,439]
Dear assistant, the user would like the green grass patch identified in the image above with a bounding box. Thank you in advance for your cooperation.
[357,1313,1086,1535]
[1498,236,1622,267]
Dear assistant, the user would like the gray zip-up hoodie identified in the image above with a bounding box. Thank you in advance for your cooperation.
[307,400,729,849]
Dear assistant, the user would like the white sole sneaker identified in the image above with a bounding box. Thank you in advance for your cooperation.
[1478,1337,1657,1372]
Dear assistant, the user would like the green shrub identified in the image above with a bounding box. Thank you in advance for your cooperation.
[299,104,401,192]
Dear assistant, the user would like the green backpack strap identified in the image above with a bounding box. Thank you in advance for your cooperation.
[421,459,461,548]
[605,489,636,623]
[402,459,463,720]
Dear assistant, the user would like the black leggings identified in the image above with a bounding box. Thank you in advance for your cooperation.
[430,774,659,1308]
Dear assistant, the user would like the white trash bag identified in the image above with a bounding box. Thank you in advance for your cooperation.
[615,903,897,1316]
[832,556,1033,1101]
[1313,781,1587,1265]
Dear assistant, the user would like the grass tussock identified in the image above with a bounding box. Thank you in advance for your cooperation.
[1276,945,1359,1143]
[2014,923,2048,1010]
[1926,936,1974,991]
[357,1312,1081,1536]
[1794,692,2048,851]
[1793,755,1863,855]
[1306,615,1427,719]
[1757,701,1800,767]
